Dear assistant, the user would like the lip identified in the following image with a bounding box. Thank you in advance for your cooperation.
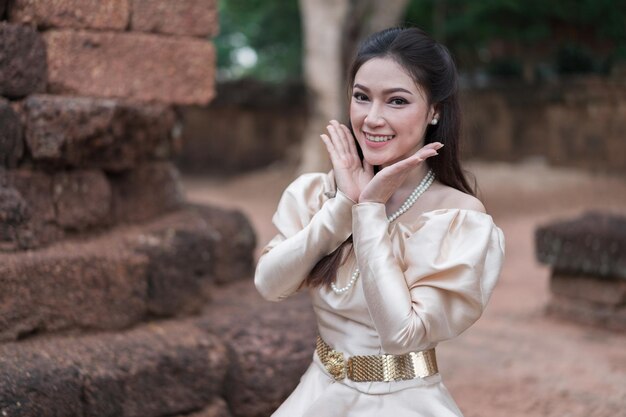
[363,132,394,149]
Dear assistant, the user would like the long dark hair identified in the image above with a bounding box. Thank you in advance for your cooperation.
[306,27,475,289]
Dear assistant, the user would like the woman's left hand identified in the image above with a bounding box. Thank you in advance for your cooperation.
[358,142,443,204]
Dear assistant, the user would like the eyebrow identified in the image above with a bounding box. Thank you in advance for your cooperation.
[353,83,414,95]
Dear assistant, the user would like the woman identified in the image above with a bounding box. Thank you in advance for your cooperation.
[255,27,505,416]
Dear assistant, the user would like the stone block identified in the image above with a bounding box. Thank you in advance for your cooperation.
[0,185,29,250]
[53,170,112,230]
[140,227,215,316]
[199,281,317,417]
[132,0,218,37]
[9,0,129,30]
[192,204,256,285]
[45,29,215,105]
[0,349,83,416]
[78,323,228,417]
[3,169,113,249]
[179,399,232,417]
[24,95,177,171]
[0,22,46,98]
[5,169,63,250]
[0,321,229,416]
[110,162,185,223]
[0,205,255,341]
[547,295,626,332]
[0,241,148,341]
[178,80,307,174]
[536,211,626,279]
[550,273,626,306]
[0,98,23,167]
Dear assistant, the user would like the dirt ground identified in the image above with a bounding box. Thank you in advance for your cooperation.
[183,160,626,417]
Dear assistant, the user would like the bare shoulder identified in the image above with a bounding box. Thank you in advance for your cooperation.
[427,182,486,213]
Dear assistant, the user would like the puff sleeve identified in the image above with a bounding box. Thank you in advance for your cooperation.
[352,205,505,354]
[255,173,355,301]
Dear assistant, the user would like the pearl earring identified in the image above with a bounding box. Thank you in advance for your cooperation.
[430,118,438,125]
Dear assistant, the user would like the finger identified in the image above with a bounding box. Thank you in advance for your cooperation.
[328,121,349,156]
[326,124,347,157]
[340,124,360,159]
[320,134,337,159]
[422,142,444,151]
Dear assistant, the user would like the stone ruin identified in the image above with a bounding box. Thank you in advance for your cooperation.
[0,1,314,416]
[536,212,626,331]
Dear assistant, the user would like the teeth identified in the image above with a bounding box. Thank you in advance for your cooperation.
[366,133,394,142]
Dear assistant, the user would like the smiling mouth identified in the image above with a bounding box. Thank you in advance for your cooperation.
[365,133,394,143]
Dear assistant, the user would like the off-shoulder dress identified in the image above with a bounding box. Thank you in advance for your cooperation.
[255,172,505,417]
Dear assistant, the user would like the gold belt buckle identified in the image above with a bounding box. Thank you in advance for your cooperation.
[324,349,346,380]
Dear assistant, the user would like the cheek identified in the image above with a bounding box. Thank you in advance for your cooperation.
[349,106,362,128]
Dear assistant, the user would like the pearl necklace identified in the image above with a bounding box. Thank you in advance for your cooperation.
[331,169,435,294]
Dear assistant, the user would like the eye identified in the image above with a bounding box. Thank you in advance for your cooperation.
[353,92,369,102]
[389,97,408,105]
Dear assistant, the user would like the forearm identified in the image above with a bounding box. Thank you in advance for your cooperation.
[255,191,354,301]
[352,203,427,353]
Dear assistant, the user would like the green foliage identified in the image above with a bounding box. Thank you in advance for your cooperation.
[216,0,625,82]
[215,0,302,82]
[404,0,626,75]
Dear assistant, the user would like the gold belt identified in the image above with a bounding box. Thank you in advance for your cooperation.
[315,335,438,382]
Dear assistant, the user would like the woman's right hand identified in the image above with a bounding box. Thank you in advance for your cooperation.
[320,120,373,202]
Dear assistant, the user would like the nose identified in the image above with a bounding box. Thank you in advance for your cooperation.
[364,103,385,127]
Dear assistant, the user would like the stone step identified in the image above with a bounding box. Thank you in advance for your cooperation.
[198,281,316,417]
[536,211,626,279]
[2,162,185,250]
[0,204,255,342]
[0,319,229,417]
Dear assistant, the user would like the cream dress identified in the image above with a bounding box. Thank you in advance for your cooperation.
[255,172,505,417]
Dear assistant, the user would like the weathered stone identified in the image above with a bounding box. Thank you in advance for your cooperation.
[3,169,113,249]
[132,0,218,37]
[0,349,83,416]
[0,321,229,417]
[0,205,255,340]
[178,80,307,174]
[550,273,626,306]
[547,295,626,332]
[5,169,63,250]
[110,162,185,223]
[45,29,215,105]
[536,212,626,279]
[78,323,228,417]
[0,22,46,98]
[0,241,148,341]
[0,98,23,167]
[134,204,254,314]
[179,398,232,417]
[141,227,214,316]
[24,95,177,171]
[200,281,317,417]
[53,170,112,230]
[9,0,129,30]
[191,204,256,285]
[0,185,29,250]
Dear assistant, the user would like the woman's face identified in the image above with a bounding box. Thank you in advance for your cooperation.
[349,57,435,168]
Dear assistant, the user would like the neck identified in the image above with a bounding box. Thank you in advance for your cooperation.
[400,163,430,192]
